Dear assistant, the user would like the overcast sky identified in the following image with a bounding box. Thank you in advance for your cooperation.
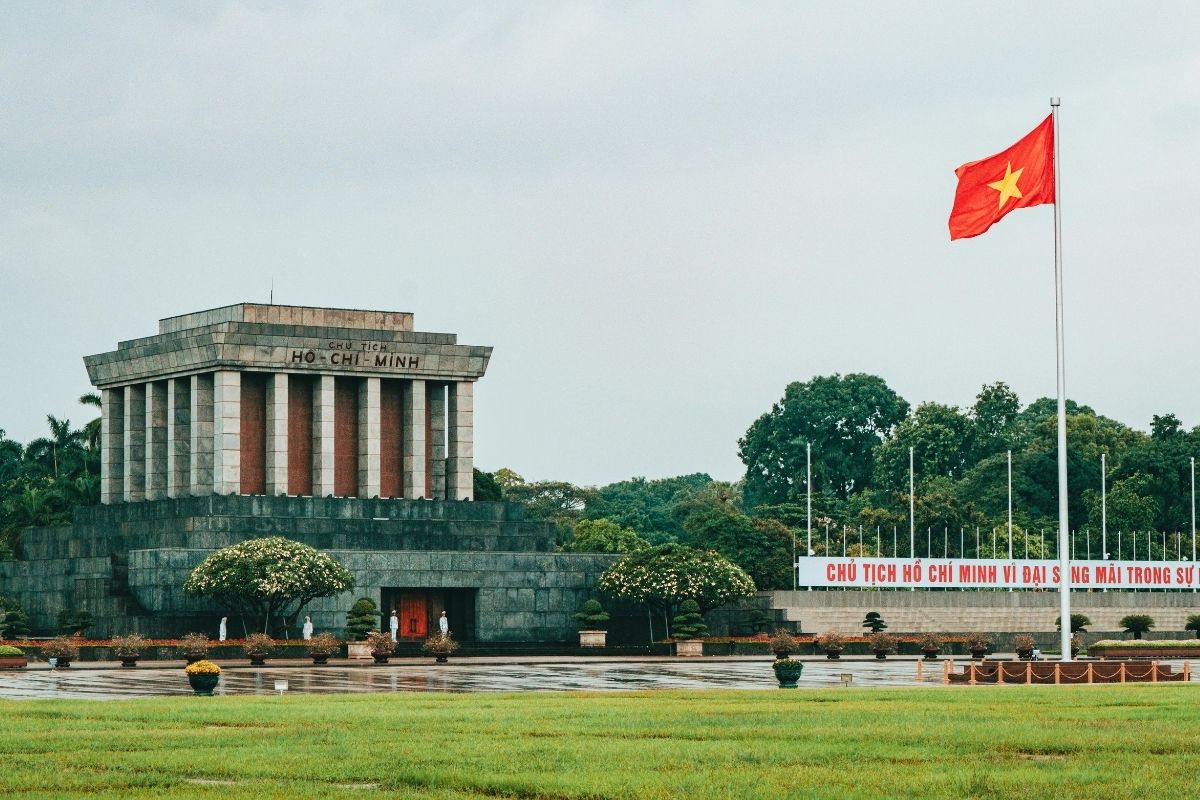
[3,3,1199,486]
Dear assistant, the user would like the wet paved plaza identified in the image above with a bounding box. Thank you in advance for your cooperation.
[0,657,955,700]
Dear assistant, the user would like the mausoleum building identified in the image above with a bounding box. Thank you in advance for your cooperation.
[2,305,615,641]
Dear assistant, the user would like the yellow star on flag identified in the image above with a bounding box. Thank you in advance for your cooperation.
[987,162,1025,209]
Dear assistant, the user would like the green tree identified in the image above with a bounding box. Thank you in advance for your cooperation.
[873,403,975,494]
[472,469,503,501]
[1119,614,1154,640]
[680,508,793,590]
[597,543,756,618]
[739,374,909,506]
[586,473,713,543]
[560,518,649,554]
[1088,474,1158,536]
[971,382,1021,459]
[184,537,354,636]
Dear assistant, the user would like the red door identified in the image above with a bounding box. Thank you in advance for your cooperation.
[399,593,427,638]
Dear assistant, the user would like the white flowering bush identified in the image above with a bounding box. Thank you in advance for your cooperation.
[597,543,756,619]
[184,537,354,636]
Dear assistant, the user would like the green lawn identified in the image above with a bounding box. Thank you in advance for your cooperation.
[2,685,1199,798]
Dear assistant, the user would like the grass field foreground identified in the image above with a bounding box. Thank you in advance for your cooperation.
[2,685,1199,799]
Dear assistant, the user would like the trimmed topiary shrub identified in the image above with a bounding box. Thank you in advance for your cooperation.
[862,611,887,633]
[573,599,610,631]
[345,598,381,642]
[671,599,708,640]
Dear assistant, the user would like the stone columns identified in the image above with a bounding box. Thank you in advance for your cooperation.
[447,381,474,501]
[122,384,146,502]
[167,378,191,499]
[403,379,427,499]
[190,374,214,496]
[312,375,335,496]
[427,383,447,499]
[100,388,124,504]
[144,381,168,501]
[265,373,288,495]
[358,377,381,498]
[212,371,241,495]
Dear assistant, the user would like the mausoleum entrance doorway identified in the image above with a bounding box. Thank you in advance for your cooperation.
[381,588,476,641]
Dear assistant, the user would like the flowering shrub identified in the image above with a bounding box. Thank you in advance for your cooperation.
[421,632,459,656]
[179,632,210,658]
[242,633,273,656]
[869,632,897,652]
[43,636,80,660]
[184,660,221,675]
[0,645,24,656]
[111,633,146,657]
[307,632,341,657]
[917,632,943,651]
[966,632,991,651]
[818,631,847,651]
[769,629,798,654]
[1013,634,1036,652]
[365,631,395,655]
[184,537,354,636]
[597,543,756,616]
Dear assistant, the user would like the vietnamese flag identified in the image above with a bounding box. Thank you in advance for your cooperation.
[949,115,1055,240]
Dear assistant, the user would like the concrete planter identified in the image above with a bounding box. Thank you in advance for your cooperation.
[675,640,704,657]
[579,630,607,648]
[0,656,28,669]
[346,642,372,660]
[1090,645,1200,659]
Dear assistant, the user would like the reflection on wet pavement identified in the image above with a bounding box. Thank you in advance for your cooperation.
[0,659,965,700]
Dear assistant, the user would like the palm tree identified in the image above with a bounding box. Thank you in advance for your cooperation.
[78,393,102,452]
[24,415,83,480]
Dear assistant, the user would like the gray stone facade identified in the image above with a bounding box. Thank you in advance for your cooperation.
[1,303,615,642]
[2,495,616,640]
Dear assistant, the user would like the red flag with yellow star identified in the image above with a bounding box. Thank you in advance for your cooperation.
[949,115,1055,240]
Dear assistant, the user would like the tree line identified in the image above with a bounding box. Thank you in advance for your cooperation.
[479,374,1200,588]
[3,375,1198,591]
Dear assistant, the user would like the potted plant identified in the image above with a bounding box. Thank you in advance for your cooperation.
[344,597,381,659]
[573,598,610,648]
[966,632,990,660]
[111,633,146,668]
[306,632,340,665]
[179,632,210,664]
[918,632,942,660]
[421,631,459,663]
[1070,633,1082,659]
[43,636,80,668]
[869,631,896,660]
[366,631,395,664]
[671,599,708,657]
[243,632,273,666]
[769,629,798,660]
[771,657,804,688]
[184,660,221,696]
[819,630,846,660]
[0,645,28,669]
[1013,634,1036,661]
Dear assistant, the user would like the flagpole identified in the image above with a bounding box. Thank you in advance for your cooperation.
[1051,97,1071,661]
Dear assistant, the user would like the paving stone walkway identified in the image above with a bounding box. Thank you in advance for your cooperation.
[0,657,952,699]
[3,657,1188,700]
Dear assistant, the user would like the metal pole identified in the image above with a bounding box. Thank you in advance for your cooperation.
[909,446,915,557]
[1003,453,1012,561]
[1192,456,1196,592]
[1101,452,1107,560]
[806,442,812,577]
[1051,97,1071,661]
